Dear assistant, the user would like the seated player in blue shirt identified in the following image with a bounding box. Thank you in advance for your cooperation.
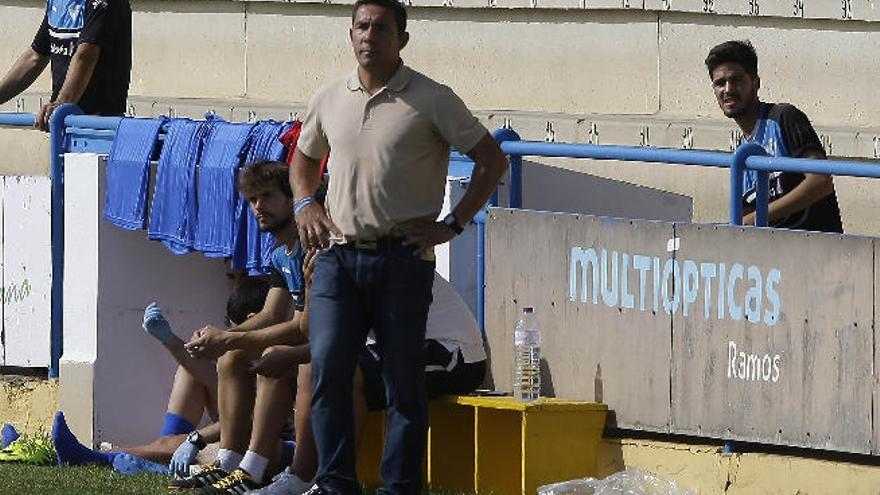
[174,161,315,491]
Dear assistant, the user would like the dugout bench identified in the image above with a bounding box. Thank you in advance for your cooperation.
[357,396,608,495]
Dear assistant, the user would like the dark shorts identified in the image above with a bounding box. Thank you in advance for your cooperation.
[358,339,486,412]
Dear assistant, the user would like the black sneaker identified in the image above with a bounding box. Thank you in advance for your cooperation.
[168,464,230,490]
[194,469,262,494]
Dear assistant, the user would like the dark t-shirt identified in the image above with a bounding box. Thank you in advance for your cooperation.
[31,0,131,116]
[741,102,843,233]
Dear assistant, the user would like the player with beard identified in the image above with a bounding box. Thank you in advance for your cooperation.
[176,160,317,491]
[706,40,842,232]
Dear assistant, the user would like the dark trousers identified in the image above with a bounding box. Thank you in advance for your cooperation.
[309,240,435,495]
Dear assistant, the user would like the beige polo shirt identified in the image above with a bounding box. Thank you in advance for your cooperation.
[297,63,488,241]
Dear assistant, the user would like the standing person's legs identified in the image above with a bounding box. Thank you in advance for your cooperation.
[372,245,434,495]
[284,362,368,483]
[310,246,370,494]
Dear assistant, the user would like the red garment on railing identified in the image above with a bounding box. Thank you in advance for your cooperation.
[279,121,329,176]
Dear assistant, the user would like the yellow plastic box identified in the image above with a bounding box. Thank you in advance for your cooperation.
[358,396,608,495]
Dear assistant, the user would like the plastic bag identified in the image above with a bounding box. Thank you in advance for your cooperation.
[537,468,694,495]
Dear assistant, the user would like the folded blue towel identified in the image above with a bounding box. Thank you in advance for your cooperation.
[104,117,165,230]
[148,119,211,255]
[112,453,171,476]
[194,121,255,257]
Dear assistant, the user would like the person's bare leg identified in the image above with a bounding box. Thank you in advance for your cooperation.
[107,364,216,465]
[120,434,187,465]
[162,335,220,391]
[166,365,218,424]
[217,349,260,458]
[291,363,317,480]
[143,305,217,388]
[352,366,369,446]
[240,346,297,482]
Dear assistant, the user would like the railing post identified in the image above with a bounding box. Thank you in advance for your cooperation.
[470,128,522,334]
[48,103,82,378]
[755,169,770,227]
[474,210,487,334]
[492,128,522,208]
[730,143,767,226]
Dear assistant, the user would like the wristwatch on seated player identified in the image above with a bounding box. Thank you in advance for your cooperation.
[442,212,464,235]
[187,430,207,450]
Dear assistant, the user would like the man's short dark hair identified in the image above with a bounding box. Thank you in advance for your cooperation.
[226,277,271,326]
[705,40,758,78]
[238,160,292,199]
[352,0,407,34]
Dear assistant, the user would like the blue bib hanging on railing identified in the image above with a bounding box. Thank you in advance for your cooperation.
[194,119,255,257]
[148,118,210,255]
[104,116,165,230]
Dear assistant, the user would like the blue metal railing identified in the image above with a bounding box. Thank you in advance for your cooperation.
[3,108,880,376]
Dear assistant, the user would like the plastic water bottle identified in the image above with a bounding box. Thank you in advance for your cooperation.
[514,306,541,402]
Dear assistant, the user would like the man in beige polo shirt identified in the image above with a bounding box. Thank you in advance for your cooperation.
[288,0,508,493]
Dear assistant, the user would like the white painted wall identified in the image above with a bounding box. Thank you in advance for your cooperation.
[0,176,51,367]
[63,153,229,447]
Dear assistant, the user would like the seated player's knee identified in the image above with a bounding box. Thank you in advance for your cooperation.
[217,348,252,378]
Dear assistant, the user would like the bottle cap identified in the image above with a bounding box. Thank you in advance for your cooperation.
[523,306,534,314]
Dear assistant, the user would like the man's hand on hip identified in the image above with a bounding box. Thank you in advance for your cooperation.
[399,218,457,256]
[296,203,341,251]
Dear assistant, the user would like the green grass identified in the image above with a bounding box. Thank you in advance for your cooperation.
[0,464,475,494]
[0,464,168,495]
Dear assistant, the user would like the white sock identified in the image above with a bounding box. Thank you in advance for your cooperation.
[217,449,244,472]
[238,450,270,483]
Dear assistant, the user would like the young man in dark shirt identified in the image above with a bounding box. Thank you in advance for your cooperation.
[0,0,131,130]
[706,40,843,233]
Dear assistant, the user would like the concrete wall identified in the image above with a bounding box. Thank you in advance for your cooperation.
[2,0,880,123]
[5,0,880,234]
[62,153,230,447]
[0,377,58,436]
[1,176,52,368]
[598,437,880,495]
[486,208,880,454]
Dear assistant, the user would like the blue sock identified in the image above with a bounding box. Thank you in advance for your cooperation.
[280,440,296,468]
[112,453,170,476]
[1,424,19,448]
[52,411,118,466]
[160,412,195,437]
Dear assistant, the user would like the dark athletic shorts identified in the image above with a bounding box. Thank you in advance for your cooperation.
[358,339,486,411]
